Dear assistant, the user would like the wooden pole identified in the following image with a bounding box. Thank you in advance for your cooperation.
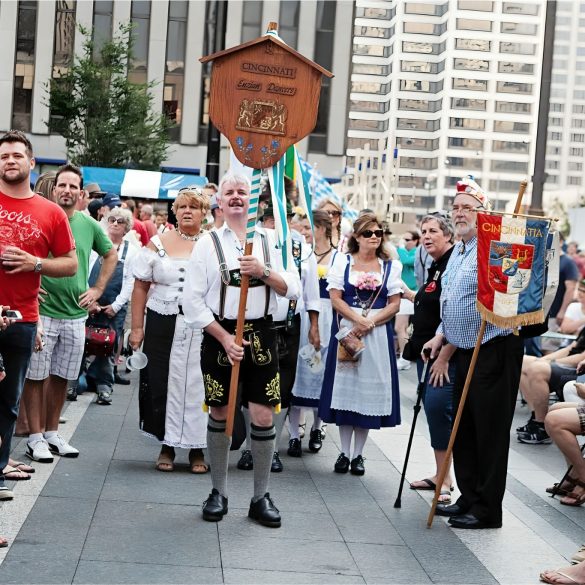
[426,179,528,528]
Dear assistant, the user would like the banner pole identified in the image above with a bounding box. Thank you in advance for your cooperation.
[427,179,528,528]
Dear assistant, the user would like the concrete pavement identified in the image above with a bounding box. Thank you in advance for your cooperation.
[0,366,582,584]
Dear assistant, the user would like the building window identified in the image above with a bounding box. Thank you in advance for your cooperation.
[569,176,582,186]
[452,78,488,91]
[52,1,76,79]
[353,63,391,75]
[492,140,529,153]
[497,81,533,94]
[353,43,392,58]
[354,25,392,39]
[399,79,443,93]
[403,21,447,36]
[557,59,570,69]
[399,157,438,170]
[455,38,490,51]
[309,0,336,153]
[92,0,114,60]
[164,0,188,141]
[501,22,538,35]
[571,133,585,142]
[498,61,534,75]
[500,42,536,55]
[401,60,445,74]
[494,121,530,133]
[573,119,585,128]
[490,179,526,191]
[241,1,262,42]
[12,0,37,131]
[448,137,484,150]
[355,7,393,19]
[569,162,583,171]
[575,90,585,100]
[547,145,561,155]
[458,0,494,10]
[495,101,531,114]
[445,156,482,170]
[347,137,378,150]
[451,98,486,110]
[574,105,585,114]
[279,0,299,48]
[348,118,389,131]
[450,117,485,130]
[404,2,448,16]
[350,99,390,113]
[351,81,390,94]
[399,98,442,112]
[454,57,489,71]
[396,137,440,150]
[397,118,441,131]
[402,41,446,55]
[491,160,529,173]
[546,175,559,185]
[128,1,151,85]
[549,131,563,140]
[198,0,218,143]
[570,147,584,156]
[503,2,539,15]
[457,18,492,32]
[551,103,565,112]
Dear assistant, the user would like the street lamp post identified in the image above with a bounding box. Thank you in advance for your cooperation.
[424,172,437,213]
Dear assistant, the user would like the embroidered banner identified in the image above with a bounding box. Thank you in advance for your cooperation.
[542,230,560,317]
[477,212,550,328]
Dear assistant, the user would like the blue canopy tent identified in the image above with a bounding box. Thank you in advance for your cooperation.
[80,167,207,199]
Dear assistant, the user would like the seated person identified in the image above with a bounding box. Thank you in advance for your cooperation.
[517,328,585,444]
[558,281,585,335]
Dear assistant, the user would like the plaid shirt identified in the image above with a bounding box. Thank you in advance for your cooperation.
[439,236,511,349]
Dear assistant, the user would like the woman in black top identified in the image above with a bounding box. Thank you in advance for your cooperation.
[402,214,456,502]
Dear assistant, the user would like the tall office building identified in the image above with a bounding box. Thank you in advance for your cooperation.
[1,0,353,177]
[348,0,546,214]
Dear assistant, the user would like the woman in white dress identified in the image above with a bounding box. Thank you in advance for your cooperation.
[289,210,335,452]
[130,189,209,473]
[319,213,402,476]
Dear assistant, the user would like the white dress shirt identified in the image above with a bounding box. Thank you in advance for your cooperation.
[183,224,301,330]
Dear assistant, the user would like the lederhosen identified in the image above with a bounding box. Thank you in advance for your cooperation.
[200,231,280,409]
[272,239,302,409]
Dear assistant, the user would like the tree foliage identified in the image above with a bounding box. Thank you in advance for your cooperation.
[47,23,172,170]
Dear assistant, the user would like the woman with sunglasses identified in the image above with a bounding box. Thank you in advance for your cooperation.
[402,214,456,502]
[319,213,402,475]
[130,189,209,474]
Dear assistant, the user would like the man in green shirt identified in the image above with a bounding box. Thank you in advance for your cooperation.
[22,164,117,463]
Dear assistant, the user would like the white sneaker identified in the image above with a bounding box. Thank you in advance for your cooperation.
[397,357,412,371]
[0,486,14,500]
[45,434,79,458]
[26,438,54,463]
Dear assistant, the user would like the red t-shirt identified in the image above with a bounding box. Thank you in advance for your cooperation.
[0,192,76,322]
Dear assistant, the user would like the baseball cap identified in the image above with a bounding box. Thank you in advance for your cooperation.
[103,193,122,209]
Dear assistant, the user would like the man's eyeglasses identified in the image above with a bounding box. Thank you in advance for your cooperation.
[451,205,481,214]
[107,217,126,225]
[325,210,341,217]
[360,229,383,238]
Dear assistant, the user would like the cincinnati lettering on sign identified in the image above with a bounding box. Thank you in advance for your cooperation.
[241,62,297,78]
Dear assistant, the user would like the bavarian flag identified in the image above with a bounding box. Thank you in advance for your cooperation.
[477,212,551,328]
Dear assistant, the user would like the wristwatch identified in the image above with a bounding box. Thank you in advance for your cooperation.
[261,266,271,280]
[33,258,42,273]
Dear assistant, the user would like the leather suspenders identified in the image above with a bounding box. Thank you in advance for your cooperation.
[209,230,272,320]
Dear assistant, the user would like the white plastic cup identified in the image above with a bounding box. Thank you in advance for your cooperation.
[127,351,148,371]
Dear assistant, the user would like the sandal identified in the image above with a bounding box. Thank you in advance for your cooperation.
[189,449,209,474]
[410,478,455,491]
[0,536,7,549]
[9,460,35,474]
[540,568,585,584]
[560,479,585,507]
[2,465,31,481]
[155,447,175,472]
[546,477,577,497]
[438,490,452,504]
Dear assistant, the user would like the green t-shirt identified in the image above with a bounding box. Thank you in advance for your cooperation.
[40,212,112,319]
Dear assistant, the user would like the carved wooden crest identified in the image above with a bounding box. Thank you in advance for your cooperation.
[200,30,333,170]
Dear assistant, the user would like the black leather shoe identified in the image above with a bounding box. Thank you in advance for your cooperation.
[350,455,365,476]
[66,387,77,402]
[287,438,302,457]
[334,453,350,474]
[271,451,283,473]
[308,429,323,453]
[248,493,281,527]
[114,374,131,385]
[237,449,253,470]
[202,488,228,522]
[435,503,468,517]
[448,513,502,529]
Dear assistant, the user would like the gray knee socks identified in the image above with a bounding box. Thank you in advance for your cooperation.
[207,415,231,497]
[250,422,275,501]
[272,407,288,452]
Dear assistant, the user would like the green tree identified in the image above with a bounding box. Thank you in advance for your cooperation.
[47,23,172,170]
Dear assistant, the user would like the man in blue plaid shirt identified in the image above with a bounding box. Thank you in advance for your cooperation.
[424,177,524,529]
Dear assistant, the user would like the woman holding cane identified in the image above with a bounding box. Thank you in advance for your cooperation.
[402,213,456,502]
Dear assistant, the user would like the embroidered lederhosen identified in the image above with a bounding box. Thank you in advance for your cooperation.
[200,231,280,409]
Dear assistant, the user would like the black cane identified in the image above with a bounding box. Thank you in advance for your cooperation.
[394,348,433,509]
[549,442,585,498]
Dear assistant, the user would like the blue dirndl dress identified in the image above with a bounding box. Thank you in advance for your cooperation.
[318,256,401,429]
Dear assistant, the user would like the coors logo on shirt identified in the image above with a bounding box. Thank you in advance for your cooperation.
[0,206,43,248]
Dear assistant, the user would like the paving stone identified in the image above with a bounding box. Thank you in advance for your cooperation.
[0,558,78,584]
[220,534,359,575]
[74,560,223,584]
[329,508,404,545]
[224,568,366,584]
[82,500,221,567]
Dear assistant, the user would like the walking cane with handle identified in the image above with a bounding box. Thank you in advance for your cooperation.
[394,348,432,509]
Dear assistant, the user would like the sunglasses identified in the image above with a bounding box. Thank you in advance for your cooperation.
[360,229,383,238]
[325,210,341,217]
[107,217,126,225]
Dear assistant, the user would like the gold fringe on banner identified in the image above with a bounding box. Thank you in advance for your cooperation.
[476,301,545,330]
